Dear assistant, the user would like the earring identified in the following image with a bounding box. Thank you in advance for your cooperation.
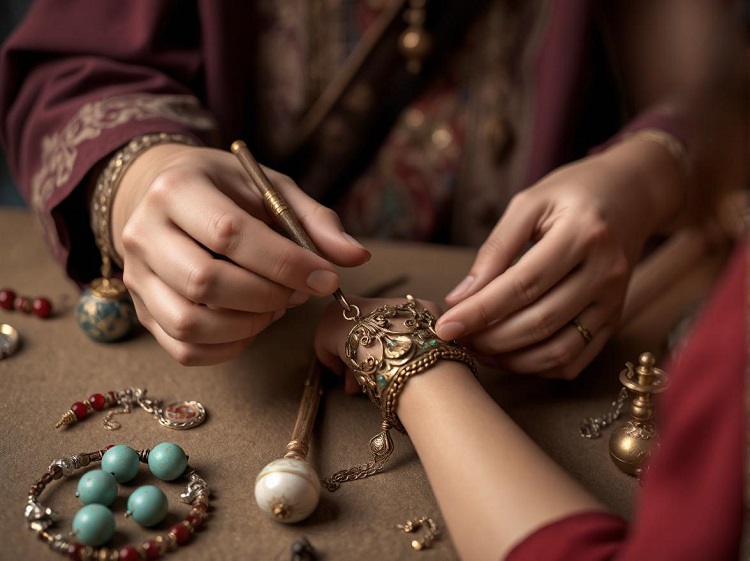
[396,517,440,550]
[398,0,432,74]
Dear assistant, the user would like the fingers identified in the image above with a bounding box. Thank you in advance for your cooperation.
[127,168,342,297]
[127,288,263,366]
[131,221,308,312]
[269,170,371,267]
[443,192,544,307]
[435,224,588,342]
[478,318,615,380]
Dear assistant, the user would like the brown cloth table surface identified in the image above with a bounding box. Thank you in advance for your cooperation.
[2,206,723,561]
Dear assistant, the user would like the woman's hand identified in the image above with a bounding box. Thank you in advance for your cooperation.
[435,136,684,379]
[111,143,370,366]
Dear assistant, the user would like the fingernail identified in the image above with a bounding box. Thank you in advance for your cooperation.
[272,308,286,322]
[437,321,465,341]
[446,275,475,300]
[288,290,310,306]
[306,270,339,294]
[342,232,366,249]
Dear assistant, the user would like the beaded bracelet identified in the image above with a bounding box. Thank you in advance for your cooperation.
[25,446,210,561]
[323,296,477,490]
[55,387,206,431]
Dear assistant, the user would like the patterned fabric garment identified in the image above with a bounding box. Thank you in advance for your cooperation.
[254,0,543,244]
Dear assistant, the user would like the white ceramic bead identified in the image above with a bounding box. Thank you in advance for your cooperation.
[254,458,321,523]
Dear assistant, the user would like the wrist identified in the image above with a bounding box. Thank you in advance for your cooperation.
[343,296,477,433]
[91,134,197,272]
[603,129,688,233]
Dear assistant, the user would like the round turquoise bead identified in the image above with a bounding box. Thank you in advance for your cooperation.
[72,504,115,546]
[126,485,169,527]
[101,445,140,483]
[76,469,118,506]
[148,442,188,481]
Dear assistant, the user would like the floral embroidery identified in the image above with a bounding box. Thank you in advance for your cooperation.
[30,94,217,254]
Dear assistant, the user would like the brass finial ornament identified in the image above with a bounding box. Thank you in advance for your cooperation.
[254,360,323,524]
[608,352,670,476]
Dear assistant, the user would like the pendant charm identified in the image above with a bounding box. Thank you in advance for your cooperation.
[76,277,136,342]
[157,400,207,430]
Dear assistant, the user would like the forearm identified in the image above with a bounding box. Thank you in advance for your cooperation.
[398,365,606,561]
[600,0,748,228]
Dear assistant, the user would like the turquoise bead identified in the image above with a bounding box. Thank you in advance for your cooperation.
[127,485,169,527]
[148,442,188,481]
[76,469,118,506]
[72,504,115,546]
[101,445,140,483]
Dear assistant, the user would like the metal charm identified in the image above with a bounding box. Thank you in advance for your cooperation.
[0,323,20,359]
[103,388,206,431]
[157,400,207,430]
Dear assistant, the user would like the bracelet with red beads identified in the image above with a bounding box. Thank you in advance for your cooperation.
[0,287,53,318]
[25,446,210,561]
[55,392,119,428]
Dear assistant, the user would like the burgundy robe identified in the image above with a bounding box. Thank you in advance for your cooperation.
[0,0,702,284]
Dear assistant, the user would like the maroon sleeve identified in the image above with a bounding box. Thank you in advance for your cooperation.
[0,0,219,283]
[507,236,747,561]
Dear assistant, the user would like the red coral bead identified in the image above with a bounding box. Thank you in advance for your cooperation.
[0,288,15,310]
[67,543,84,561]
[14,296,32,313]
[118,546,141,561]
[71,401,88,421]
[88,393,106,411]
[143,539,162,559]
[32,297,52,318]
[186,512,203,529]
[170,523,191,545]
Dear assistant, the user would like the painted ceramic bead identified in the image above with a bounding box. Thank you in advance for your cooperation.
[254,458,320,523]
[76,469,118,506]
[76,278,136,342]
[126,485,169,527]
[148,442,188,481]
[101,445,140,483]
[72,504,115,546]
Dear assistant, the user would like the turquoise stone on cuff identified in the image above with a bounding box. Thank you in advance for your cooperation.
[72,504,115,546]
[126,485,169,527]
[376,374,388,388]
[76,469,118,506]
[148,442,188,481]
[101,445,140,483]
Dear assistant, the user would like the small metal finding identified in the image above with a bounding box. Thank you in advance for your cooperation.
[396,517,440,551]
[290,536,317,561]
[0,323,20,359]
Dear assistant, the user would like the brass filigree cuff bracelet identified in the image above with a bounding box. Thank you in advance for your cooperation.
[344,295,477,433]
[323,296,477,491]
[91,132,197,273]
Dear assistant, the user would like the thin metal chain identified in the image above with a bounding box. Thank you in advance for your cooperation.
[102,388,163,430]
[579,387,630,439]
